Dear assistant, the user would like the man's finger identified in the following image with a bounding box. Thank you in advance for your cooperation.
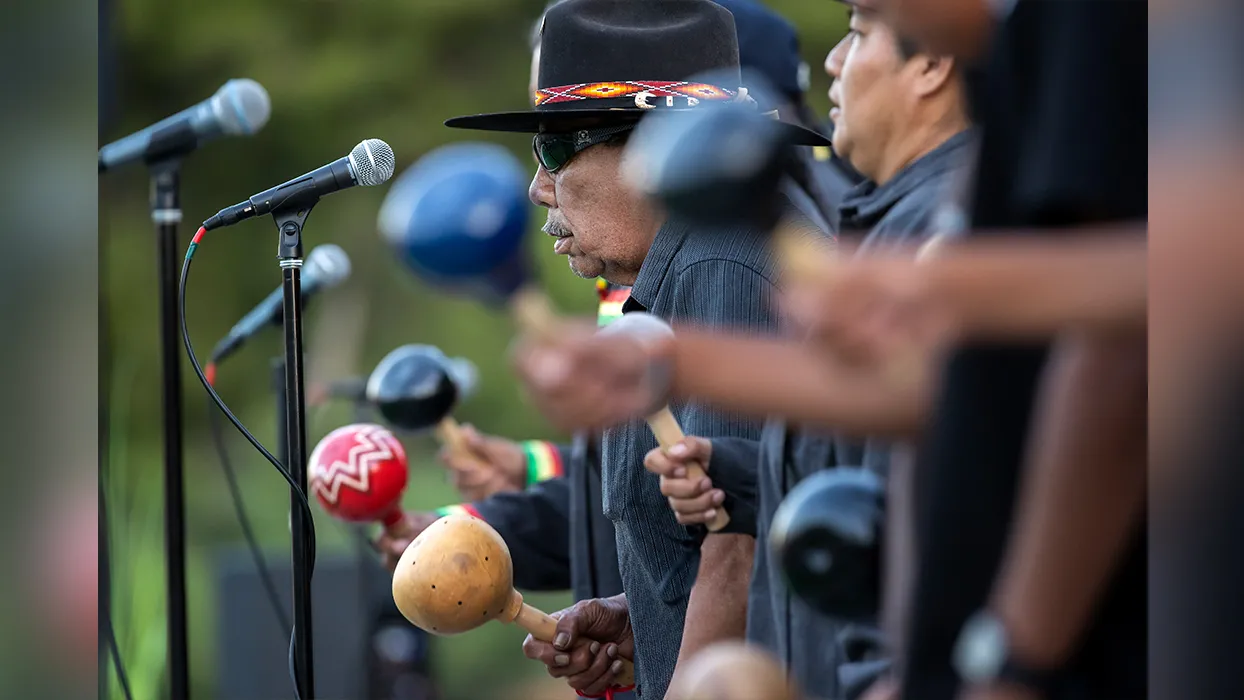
[546,644,596,679]
[667,488,721,516]
[450,464,495,488]
[659,475,713,499]
[522,635,558,664]
[643,450,676,476]
[665,437,709,463]
[458,423,483,446]
[676,509,719,525]
[520,345,576,393]
[567,644,616,695]
[553,601,603,651]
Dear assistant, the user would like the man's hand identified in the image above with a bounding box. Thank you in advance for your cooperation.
[782,255,951,371]
[437,424,527,501]
[511,322,663,432]
[521,595,634,697]
[643,437,724,525]
[370,512,441,572]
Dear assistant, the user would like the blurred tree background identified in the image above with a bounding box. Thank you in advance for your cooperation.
[100,0,848,698]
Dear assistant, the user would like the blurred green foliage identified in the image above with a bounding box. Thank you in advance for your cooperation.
[102,0,847,698]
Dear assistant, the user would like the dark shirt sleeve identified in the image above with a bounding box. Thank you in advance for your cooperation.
[708,436,761,536]
[554,443,573,476]
[467,477,572,591]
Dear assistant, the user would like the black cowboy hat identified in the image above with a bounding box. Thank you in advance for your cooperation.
[444,0,829,147]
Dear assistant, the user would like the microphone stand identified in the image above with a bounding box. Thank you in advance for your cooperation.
[149,159,191,700]
[272,204,316,698]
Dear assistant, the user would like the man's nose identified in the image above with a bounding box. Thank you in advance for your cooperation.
[825,36,848,79]
[529,166,556,208]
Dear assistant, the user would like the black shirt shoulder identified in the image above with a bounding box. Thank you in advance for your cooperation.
[967,0,1147,229]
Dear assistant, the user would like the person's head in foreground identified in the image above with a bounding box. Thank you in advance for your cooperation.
[448,0,826,285]
[825,0,969,185]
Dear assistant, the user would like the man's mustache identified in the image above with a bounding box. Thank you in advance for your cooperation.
[543,219,575,238]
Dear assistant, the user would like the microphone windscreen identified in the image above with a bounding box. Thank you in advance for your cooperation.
[304,244,353,287]
[350,139,396,186]
[213,78,271,136]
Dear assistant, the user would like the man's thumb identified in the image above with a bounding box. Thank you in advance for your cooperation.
[552,601,600,650]
[459,424,487,450]
[668,436,708,463]
[552,614,577,650]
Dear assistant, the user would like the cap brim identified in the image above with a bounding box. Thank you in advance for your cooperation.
[444,109,645,134]
[445,108,830,147]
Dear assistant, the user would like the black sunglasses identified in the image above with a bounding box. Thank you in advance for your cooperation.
[533,125,633,173]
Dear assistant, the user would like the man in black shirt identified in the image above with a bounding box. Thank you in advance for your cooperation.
[866,2,1148,700]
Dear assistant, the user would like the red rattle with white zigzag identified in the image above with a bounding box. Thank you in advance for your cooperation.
[307,423,409,532]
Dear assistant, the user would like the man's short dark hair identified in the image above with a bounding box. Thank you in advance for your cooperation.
[849,5,922,62]
[896,35,922,61]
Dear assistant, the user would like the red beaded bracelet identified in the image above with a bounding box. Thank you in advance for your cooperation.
[576,683,636,699]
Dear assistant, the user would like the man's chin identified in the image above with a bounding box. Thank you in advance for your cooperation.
[567,256,603,280]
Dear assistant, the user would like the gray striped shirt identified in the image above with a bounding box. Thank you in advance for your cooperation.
[601,215,784,699]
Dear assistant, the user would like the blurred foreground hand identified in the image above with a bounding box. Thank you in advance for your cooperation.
[781,247,953,372]
[511,320,662,432]
[371,512,442,571]
[438,424,527,500]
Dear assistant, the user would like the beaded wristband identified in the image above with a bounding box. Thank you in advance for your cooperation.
[576,683,636,699]
[434,503,482,520]
[522,440,564,486]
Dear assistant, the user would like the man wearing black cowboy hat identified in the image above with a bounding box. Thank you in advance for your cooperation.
[444,1,830,698]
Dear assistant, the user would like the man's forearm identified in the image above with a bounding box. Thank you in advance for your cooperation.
[926,231,1147,339]
[666,333,931,439]
[988,331,1147,667]
[674,534,754,679]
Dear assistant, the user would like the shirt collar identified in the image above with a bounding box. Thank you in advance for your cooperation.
[838,129,977,228]
[622,218,691,313]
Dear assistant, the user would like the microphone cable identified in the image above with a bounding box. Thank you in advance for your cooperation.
[179,226,317,700]
[100,471,134,700]
[205,395,293,639]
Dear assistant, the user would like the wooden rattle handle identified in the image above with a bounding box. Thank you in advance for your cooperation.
[646,407,730,532]
[512,602,637,688]
[510,286,560,342]
[512,602,559,639]
[435,416,465,452]
[774,218,834,285]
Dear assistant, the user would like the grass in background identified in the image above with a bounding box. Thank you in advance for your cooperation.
[105,357,171,700]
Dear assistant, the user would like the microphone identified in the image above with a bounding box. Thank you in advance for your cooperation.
[210,244,352,363]
[203,139,396,231]
[98,79,271,173]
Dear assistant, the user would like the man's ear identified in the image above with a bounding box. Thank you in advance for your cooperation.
[913,54,956,98]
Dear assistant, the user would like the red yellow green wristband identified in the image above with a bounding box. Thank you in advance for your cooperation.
[523,440,564,486]
[596,279,629,327]
[435,504,482,520]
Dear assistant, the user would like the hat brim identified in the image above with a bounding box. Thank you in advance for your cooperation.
[444,109,830,147]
